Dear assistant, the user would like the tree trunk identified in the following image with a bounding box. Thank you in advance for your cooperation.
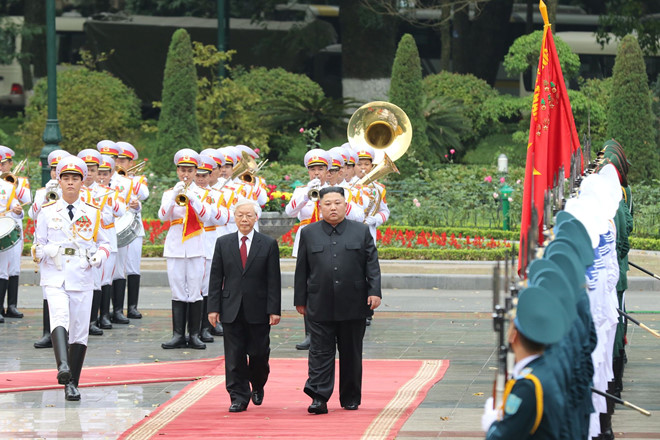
[452,0,515,85]
[22,0,47,90]
[547,0,557,34]
[439,0,451,71]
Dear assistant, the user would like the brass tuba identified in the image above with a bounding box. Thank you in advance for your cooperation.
[347,101,412,186]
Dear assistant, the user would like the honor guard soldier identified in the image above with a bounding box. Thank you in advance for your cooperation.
[114,141,149,320]
[0,145,29,320]
[31,156,110,401]
[235,144,268,207]
[195,153,229,343]
[31,149,70,347]
[342,143,360,186]
[159,149,216,350]
[214,147,240,237]
[482,285,569,439]
[215,146,236,190]
[201,148,225,189]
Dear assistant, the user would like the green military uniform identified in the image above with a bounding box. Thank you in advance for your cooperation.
[486,286,569,440]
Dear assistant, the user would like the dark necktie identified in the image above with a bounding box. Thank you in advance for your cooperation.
[67,204,74,220]
[240,236,248,269]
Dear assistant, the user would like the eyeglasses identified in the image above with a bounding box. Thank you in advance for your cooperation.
[235,213,256,219]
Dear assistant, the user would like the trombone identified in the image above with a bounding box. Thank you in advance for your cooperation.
[1,157,28,185]
[117,160,148,178]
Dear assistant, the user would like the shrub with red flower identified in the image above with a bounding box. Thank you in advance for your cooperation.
[264,184,292,213]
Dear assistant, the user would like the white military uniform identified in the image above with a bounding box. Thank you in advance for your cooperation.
[159,181,215,302]
[35,198,110,345]
[0,179,22,280]
[7,176,30,277]
[109,172,140,281]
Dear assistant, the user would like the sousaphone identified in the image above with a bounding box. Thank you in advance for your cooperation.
[347,101,412,186]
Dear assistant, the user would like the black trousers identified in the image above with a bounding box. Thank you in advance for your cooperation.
[222,307,271,405]
[304,318,366,406]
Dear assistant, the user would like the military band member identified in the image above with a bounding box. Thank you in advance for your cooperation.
[0,145,28,321]
[114,141,149,320]
[30,149,70,348]
[342,144,359,186]
[77,149,107,336]
[482,286,568,439]
[195,153,229,343]
[353,144,390,245]
[31,156,111,401]
[235,144,268,207]
[201,148,224,188]
[159,149,216,350]
[215,147,239,237]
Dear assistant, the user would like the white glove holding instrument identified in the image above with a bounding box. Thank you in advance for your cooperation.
[481,397,499,432]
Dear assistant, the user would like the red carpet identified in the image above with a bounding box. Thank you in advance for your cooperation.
[120,358,449,440]
[0,357,223,393]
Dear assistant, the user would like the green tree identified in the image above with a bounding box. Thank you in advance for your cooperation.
[607,34,659,183]
[389,33,431,174]
[17,69,140,156]
[155,28,201,170]
[502,31,581,81]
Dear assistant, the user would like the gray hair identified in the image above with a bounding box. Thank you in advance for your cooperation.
[233,197,262,219]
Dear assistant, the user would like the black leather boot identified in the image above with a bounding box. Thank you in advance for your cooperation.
[89,290,103,336]
[187,300,206,350]
[51,326,71,385]
[598,413,614,440]
[65,343,87,401]
[0,278,7,319]
[5,276,23,318]
[200,296,214,343]
[34,300,53,348]
[162,301,188,349]
[99,285,113,329]
[111,279,129,324]
[210,321,224,336]
[613,354,624,397]
[126,274,142,319]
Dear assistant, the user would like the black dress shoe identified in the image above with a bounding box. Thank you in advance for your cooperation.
[343,402,359,410]
[5,305,23,318]
[210,322,224,336]
[308,398,328,414]
[200,327,214,343]
[251,389,264,406]
[111,311,129,324]
[365,318,371,326]
[89,322,103,336]
[296,334,310,350]
[65,382,81,401]
[229,402,248,412]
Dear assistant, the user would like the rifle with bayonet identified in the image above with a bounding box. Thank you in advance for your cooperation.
[617,308,660,339]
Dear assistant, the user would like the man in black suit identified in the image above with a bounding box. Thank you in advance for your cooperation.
[208,199,282,413]
[294,186,381,414]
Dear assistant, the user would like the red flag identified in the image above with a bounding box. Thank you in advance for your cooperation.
[518,1,582,276]
[182,202,203,242]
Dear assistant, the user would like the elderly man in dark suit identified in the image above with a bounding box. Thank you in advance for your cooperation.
[208,198,282,413]
[294,186,381,414]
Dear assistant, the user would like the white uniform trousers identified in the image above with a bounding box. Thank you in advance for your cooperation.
[0,248,11,279]
[101,252,117,287]
[113,246,127,280]
[125,236,142,276]
[201,258,211,297]
[93,265,102,291]
[44,285,93,346]
[8,234,22,276]
[166,257,204,303]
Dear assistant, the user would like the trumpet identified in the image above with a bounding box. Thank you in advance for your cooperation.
[174,182,191,206]
[45,181,60,201]
[308,186,321,202]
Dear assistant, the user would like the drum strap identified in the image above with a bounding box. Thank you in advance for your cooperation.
[4,184,16,212]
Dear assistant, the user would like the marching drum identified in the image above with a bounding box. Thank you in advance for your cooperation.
[0,217,20,252]
[116,211,141,248]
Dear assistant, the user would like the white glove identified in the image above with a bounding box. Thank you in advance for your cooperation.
[90,249,107,268]
[173,181,186,192]
[364,215,378,227]
[308,178,321,188]
[43,244,60,258]
[481,397,499,432]
[32,244,44,263]
[79,256,90,269]
[189,194,203,213]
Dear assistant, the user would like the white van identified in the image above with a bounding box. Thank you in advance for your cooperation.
[0,15,86,109]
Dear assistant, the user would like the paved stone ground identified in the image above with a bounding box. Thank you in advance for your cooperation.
[1,280,659,439]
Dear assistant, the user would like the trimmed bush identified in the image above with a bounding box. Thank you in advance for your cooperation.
[389,34,431,173]
[155,29,201,170]
[607,35,659,183]
[18,69,141,155]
